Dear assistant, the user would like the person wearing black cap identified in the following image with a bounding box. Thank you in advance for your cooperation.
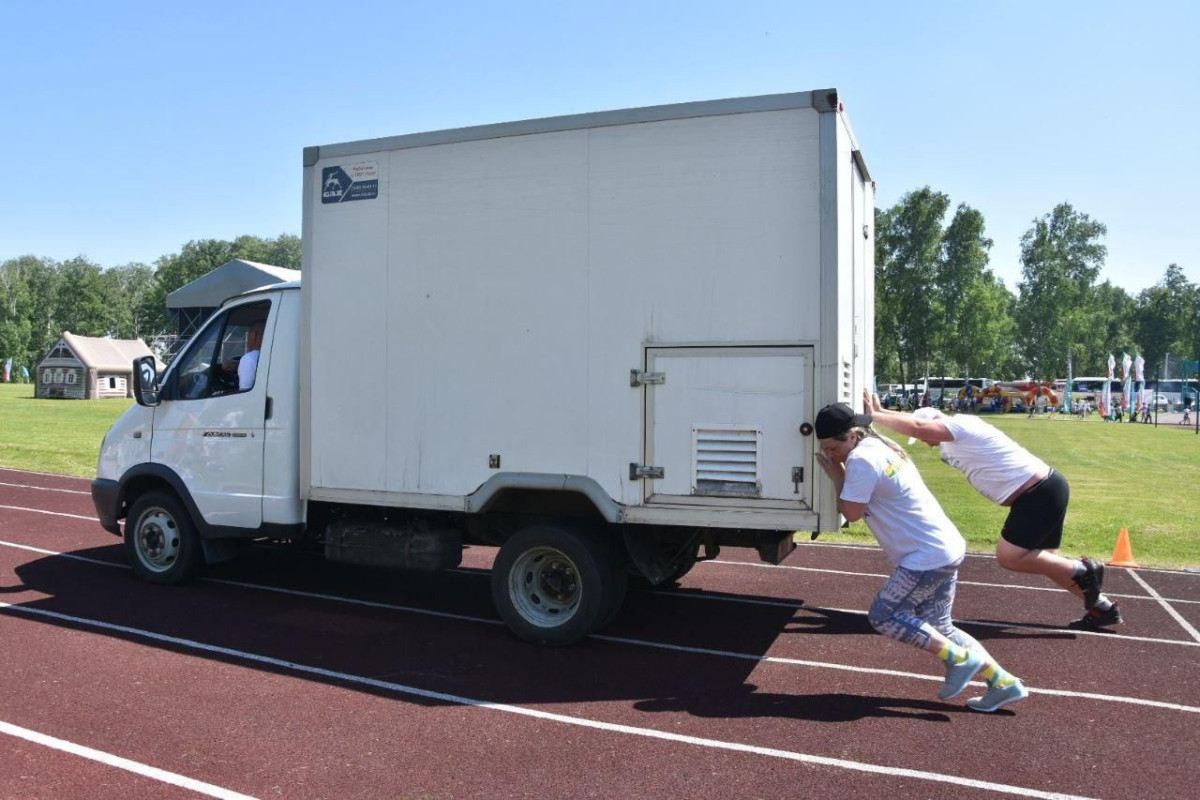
[863,390,1120,631]
[814,402,1027,713]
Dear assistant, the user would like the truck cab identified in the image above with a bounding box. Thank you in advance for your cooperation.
[93,283,303,581]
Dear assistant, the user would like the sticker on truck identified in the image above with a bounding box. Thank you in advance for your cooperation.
[321,162,379,204]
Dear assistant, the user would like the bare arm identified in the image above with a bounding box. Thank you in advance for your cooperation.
[815,452,868,522]
[863,390,954,445]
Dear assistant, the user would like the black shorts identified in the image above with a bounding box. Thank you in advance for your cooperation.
[1000,470,1070,551]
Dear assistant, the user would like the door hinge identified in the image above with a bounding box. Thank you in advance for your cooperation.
[792,466,804,494]
[630,463,665,480]
[630,369,666,387]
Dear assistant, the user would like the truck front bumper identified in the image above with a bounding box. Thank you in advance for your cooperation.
[91,479,122,535]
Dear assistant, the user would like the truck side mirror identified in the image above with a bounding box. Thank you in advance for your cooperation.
[133,356,161,407]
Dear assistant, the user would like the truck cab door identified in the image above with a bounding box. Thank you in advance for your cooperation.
[152,298,275,529]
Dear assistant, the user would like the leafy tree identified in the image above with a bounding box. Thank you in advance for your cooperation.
[1,233,300,375]
[142,234,302,337]
[1014,203,1107,380]
[1184,278,1200,365]
[231,233,301,270]
[16,256,61,363]
[0,258,35,370]
[874,188,950,386]
[103,263,157,340]
[937,204,994,382]
[1133,264,1199,376]
[956,274,1019,379]
[54,257,110,338]
[143,239,238,334]
[1088,281,1135,374]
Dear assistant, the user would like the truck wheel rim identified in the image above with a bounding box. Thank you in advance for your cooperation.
[508,546,580,628]
[137,508,179,572]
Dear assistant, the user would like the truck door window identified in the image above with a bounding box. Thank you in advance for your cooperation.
[171,300,271,400]
[216,302,271,394]
[174,319,223,400]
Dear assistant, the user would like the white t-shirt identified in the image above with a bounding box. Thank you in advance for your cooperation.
[840,437,966,571]
[238,349,260,391]
[938,414,1049,504]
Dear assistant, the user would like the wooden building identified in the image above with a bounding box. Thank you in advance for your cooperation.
[36,332,160,399]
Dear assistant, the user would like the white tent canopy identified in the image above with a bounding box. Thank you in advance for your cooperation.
[166,260,299,309]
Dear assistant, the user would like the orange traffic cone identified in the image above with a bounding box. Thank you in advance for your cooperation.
[1107,527,1140,568]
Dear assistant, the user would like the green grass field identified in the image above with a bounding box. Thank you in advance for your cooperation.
[821,412,1200,568]
[1,383,1197,567]
[0,383,133,476]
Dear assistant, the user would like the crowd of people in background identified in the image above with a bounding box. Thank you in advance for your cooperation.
[879,387,1193,425]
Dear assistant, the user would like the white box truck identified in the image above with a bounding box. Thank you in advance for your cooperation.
[93,89,875,645]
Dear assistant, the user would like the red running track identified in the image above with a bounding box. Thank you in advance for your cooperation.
[1,467,1198,799]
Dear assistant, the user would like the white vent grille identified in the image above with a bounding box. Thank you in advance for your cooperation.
[842,361,852,402]
[692,426,762,496]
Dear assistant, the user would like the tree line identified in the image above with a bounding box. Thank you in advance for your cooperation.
[876,188,1199,385]
[0,234,299,374]
[2,199,1197,385]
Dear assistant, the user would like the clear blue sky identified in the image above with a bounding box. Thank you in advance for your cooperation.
[3,1,1196,294]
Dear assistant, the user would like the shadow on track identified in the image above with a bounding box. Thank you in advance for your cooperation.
[635,684,966,723]
[4,543,1003,723]
[786,606,1081,643]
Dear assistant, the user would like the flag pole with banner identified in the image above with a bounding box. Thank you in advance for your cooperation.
[1064,353,1074,414]
[1122,352,1133,419]
[1103,354,1115,419]
[1134,354,1146,416]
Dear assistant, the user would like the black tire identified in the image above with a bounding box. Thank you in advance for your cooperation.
[491,524,621,646]
[125,490,202,584]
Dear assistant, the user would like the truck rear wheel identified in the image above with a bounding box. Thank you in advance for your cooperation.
[125,490,202,584]
[492,524,622,646]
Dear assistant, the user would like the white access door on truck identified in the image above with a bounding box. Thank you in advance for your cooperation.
[642,346,813,509]
[151,297,276,528]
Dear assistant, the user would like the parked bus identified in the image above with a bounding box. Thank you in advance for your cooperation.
[1066,377,1160,411]
[916,377,993,403]
[1155,379,1200,411]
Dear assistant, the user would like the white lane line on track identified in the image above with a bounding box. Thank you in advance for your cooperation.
[3,538,1197,714]
[4,503,1197,607]
[0,505,98,521]
[590,633,1200,714]
[0,602,1098,800]
[653,591,1200,648]
[703,558,1200,605]
[0,481,90,495]
[792,542,1200,576]
[1126,569,1200,644]
[0,719,257,800]
[3,536,1199,654]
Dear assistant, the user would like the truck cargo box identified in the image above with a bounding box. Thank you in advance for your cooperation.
[301,89,874,535]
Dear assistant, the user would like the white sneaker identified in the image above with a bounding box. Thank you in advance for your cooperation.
[967,681,1029,713]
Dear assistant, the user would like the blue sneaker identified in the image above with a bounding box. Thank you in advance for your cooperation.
[938,649,986,700]
[967,680,1029,713]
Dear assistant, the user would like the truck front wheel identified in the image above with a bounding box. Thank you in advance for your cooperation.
[125,490,202,584]
[492,525,622,646]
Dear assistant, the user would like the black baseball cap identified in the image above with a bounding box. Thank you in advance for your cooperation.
[815,403,873,439]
